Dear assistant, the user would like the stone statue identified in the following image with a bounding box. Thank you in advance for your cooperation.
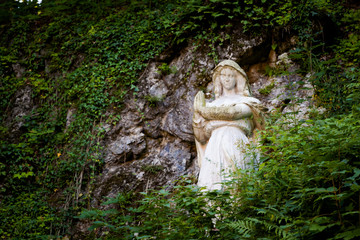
[193,60,265,190]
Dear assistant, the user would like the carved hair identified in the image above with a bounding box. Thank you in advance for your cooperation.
[212,60,251,99]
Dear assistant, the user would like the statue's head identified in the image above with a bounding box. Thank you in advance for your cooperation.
[213,60,251,98]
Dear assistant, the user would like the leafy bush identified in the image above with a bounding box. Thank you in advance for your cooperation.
[79,110,360,239]
[0,192,63,239]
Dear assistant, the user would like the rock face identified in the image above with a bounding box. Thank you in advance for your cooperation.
[6,85,35,140]
[251,53,317,120]
[86,32,316,206]
[6,29,316,208]
[92,33,275,205]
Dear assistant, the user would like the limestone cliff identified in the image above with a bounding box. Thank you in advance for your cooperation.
[89,31,316,209]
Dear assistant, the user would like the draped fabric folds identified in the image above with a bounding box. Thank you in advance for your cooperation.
[194,95,265,190]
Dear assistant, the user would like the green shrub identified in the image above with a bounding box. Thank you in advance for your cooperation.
[79,109,360,239]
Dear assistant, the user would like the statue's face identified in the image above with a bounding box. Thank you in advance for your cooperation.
[220,68,236,90]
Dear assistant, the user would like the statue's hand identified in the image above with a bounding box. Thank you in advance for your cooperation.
[194,91,206,112]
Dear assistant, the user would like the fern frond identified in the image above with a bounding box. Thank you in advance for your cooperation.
[228,219,257,238]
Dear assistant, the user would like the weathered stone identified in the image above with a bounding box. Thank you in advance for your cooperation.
[91,30,276,207]
[161,100,194,142]
[148,81,168,99]
[250,58,316,120]
[7,85,34,137]
[93,135,193,205]
[65,108,76,130]
[105,126,146,164]
[143,118,162,138]
[158,137,192,173]
[12,63,25,78]
[90,32,319,210]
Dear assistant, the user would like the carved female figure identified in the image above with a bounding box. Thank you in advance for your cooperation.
[193,60,264,190]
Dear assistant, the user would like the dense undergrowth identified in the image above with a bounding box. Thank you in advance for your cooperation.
[0,0,360,239]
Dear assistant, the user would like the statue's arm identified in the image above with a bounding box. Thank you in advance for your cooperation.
[193,92,210,144]
[193,111,208,144]
[194,91,252,121]
[193,125,208,144]
[199,104,252,121]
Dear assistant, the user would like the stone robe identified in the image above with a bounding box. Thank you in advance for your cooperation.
[194,95,262,190]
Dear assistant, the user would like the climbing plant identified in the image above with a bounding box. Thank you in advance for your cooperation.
[1,0,359,239]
